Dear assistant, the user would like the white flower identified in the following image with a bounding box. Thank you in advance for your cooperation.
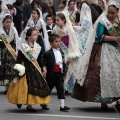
[14,64,25,76]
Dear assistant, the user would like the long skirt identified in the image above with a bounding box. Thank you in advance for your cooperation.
[72,43,113,103]
[0,43,15,86]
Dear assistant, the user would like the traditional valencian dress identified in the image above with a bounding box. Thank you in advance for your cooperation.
[72,1,120,104]
[0,14,20,86]
[6,30,50,105]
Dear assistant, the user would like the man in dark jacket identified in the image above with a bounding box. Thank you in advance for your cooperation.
[23,0,32,28]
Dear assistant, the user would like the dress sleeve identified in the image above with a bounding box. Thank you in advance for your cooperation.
[96,22,105,43]
[37,50,45,69]
[16,50,23,64]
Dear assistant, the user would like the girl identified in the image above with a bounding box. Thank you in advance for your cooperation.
[6,27,50,112]
[26,8,50,52]
[72,0,120,110]
[0,13,20,94]
[53,11,80,92]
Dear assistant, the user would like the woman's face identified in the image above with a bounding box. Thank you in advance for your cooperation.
[98,0,104,8]
[69,1,75,10]
[29,30,38,42]
[55,16,65,27]
[107,6,119,21]
[3,18,12,29]
[32,11,39,20]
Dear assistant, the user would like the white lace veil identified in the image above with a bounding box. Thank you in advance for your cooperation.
[27,8,51,51]
[63,0,78,21]
[77,0,120,86]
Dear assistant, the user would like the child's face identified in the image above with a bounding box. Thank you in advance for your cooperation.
[32,10,39,20]
[50,38,61,49]
[3,19,12,29]
[9,9,14,16]
[29,30,38,42]
[55,16,65,27]
[46,17,53,25]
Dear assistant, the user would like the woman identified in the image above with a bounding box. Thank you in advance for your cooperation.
[6,27,50,112]
[72,0,120,110]
[64,0,79,25]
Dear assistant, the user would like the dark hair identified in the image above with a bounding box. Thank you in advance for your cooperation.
[6,4,14,10]
[49,34,60,43]
[62,0,67,6]
[32,8,40,16]
[3,15,12,23]
[34,1,52,14]
[26,27,37,40]
[56,13,66,23]
[68,0,75,6]
[13,0,24,6]
[46,14,53,21]
[108,5,119,11]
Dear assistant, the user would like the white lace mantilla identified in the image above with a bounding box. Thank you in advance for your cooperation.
[100,43,120,97]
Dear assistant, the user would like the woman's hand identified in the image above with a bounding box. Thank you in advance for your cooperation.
[42,67,47,78]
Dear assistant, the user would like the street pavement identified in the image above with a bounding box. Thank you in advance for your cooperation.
[0,86,120,120]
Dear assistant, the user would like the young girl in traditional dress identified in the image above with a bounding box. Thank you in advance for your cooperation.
[26,8,50,52]
[53,11,80,92]
[0,12,20,94]
[6,27,50,112]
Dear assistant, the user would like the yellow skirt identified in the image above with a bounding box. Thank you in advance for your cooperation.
[6,75,50,105]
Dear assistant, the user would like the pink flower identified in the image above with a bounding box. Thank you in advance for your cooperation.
[66,60,70,65]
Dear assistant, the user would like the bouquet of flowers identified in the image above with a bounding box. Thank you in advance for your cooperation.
[13,64,25,77]
[8,64,25,84]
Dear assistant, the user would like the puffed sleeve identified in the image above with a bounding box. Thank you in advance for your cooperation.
[96,22,105,43]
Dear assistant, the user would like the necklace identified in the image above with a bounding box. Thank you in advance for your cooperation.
[28,43,34,51]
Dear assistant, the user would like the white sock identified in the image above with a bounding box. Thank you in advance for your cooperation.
[60,99,65,108]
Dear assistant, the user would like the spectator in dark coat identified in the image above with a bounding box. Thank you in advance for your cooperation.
[23,0,32,28]
[13,0,24,36]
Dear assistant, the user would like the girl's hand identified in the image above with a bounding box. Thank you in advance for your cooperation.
[42,67,47,78]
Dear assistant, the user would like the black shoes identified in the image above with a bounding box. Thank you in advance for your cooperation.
[17,104,22,109]
[41,104,49,110]
[26,107,37,112]
[112,101,120,113]
[60,106,70,111]
[101,103,108,111]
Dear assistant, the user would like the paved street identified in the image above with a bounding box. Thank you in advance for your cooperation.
[0,86,120,120]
